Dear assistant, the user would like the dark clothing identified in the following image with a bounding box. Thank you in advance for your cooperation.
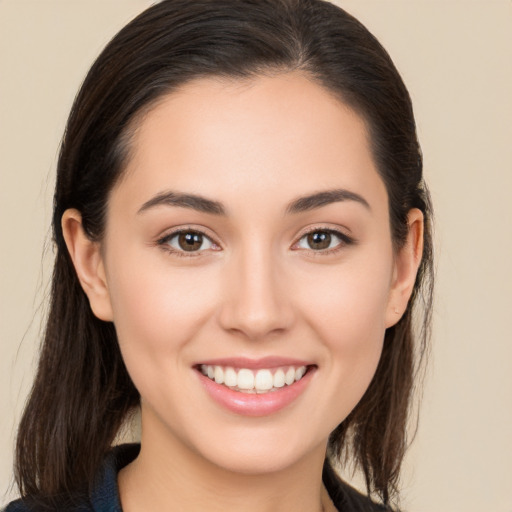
[4,444,387,511]
[322,460,389,512]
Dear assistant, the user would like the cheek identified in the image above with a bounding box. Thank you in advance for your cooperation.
[293,252,393,400]
[105,252,220,369]
[299,255,393,345]
[105,259,226,429]
[318,284,386,382]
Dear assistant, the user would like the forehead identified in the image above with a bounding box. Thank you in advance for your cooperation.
[113,72,387,216]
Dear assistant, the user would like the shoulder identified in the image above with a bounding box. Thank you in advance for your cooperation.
[3,444,140,512]
[323,460,391,512]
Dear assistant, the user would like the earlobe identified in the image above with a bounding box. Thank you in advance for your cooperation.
[385,208,424,327]
[61,209,114,322]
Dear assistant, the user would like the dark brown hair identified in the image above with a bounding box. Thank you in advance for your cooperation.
[15,0,433,508]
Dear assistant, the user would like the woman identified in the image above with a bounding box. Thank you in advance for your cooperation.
[6,0,433,511]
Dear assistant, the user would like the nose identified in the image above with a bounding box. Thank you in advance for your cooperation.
[217,244,295,341]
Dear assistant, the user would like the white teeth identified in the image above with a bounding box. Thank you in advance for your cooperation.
[254,369,273,391]
[237,369,255,390]
[285,367,295,385]
[224,367,237,387]
[200,364,309,393]
[214,366,224,384]
[295,366,306,381]
[273,369,285,388]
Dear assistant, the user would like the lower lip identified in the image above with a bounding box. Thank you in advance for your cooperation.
[196,368,315,417]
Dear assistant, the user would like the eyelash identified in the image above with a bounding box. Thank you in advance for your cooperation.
[156,227,355,257]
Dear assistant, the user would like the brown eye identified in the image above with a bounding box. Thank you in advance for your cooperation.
[306,231,332,250]
[295,229,353,252]
[161,230,215,253]
[178,232,204,251]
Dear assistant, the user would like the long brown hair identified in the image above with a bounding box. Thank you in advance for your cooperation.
[15,0,433,508]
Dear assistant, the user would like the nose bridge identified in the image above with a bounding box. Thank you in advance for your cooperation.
[218,237,293,339]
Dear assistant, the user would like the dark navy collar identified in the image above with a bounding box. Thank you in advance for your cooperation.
[89,444,140,512]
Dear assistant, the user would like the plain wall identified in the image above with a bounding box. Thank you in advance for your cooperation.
[1,1,511,510]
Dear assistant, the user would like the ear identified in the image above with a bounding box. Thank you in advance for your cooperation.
[385,208,424,328]
[61,209,114,322]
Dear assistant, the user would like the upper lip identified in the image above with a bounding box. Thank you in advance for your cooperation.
[194,356,315,370]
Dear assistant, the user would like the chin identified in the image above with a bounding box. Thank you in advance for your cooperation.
[201,443,312,476]
[181,419,329,476]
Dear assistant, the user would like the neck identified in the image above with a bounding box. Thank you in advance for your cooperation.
[119,411,334,512]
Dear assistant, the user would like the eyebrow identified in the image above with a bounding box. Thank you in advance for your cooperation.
[137,188,370,216]
[138,191,226,215]
[286,189,370,214]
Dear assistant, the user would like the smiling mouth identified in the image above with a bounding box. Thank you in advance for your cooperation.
[197,364,313,394]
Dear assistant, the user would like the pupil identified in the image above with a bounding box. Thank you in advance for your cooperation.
[308,231,331,250]
[179,232,202,251]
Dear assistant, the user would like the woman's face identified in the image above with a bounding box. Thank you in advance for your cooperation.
[96,73,405,473]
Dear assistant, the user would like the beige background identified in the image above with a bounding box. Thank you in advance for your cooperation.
[1,1,511,510]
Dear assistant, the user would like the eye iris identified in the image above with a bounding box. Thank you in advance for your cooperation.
[307,231,331,250]
[178,232,203,251]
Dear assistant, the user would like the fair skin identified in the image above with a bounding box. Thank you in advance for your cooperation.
[62,72,423,512]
